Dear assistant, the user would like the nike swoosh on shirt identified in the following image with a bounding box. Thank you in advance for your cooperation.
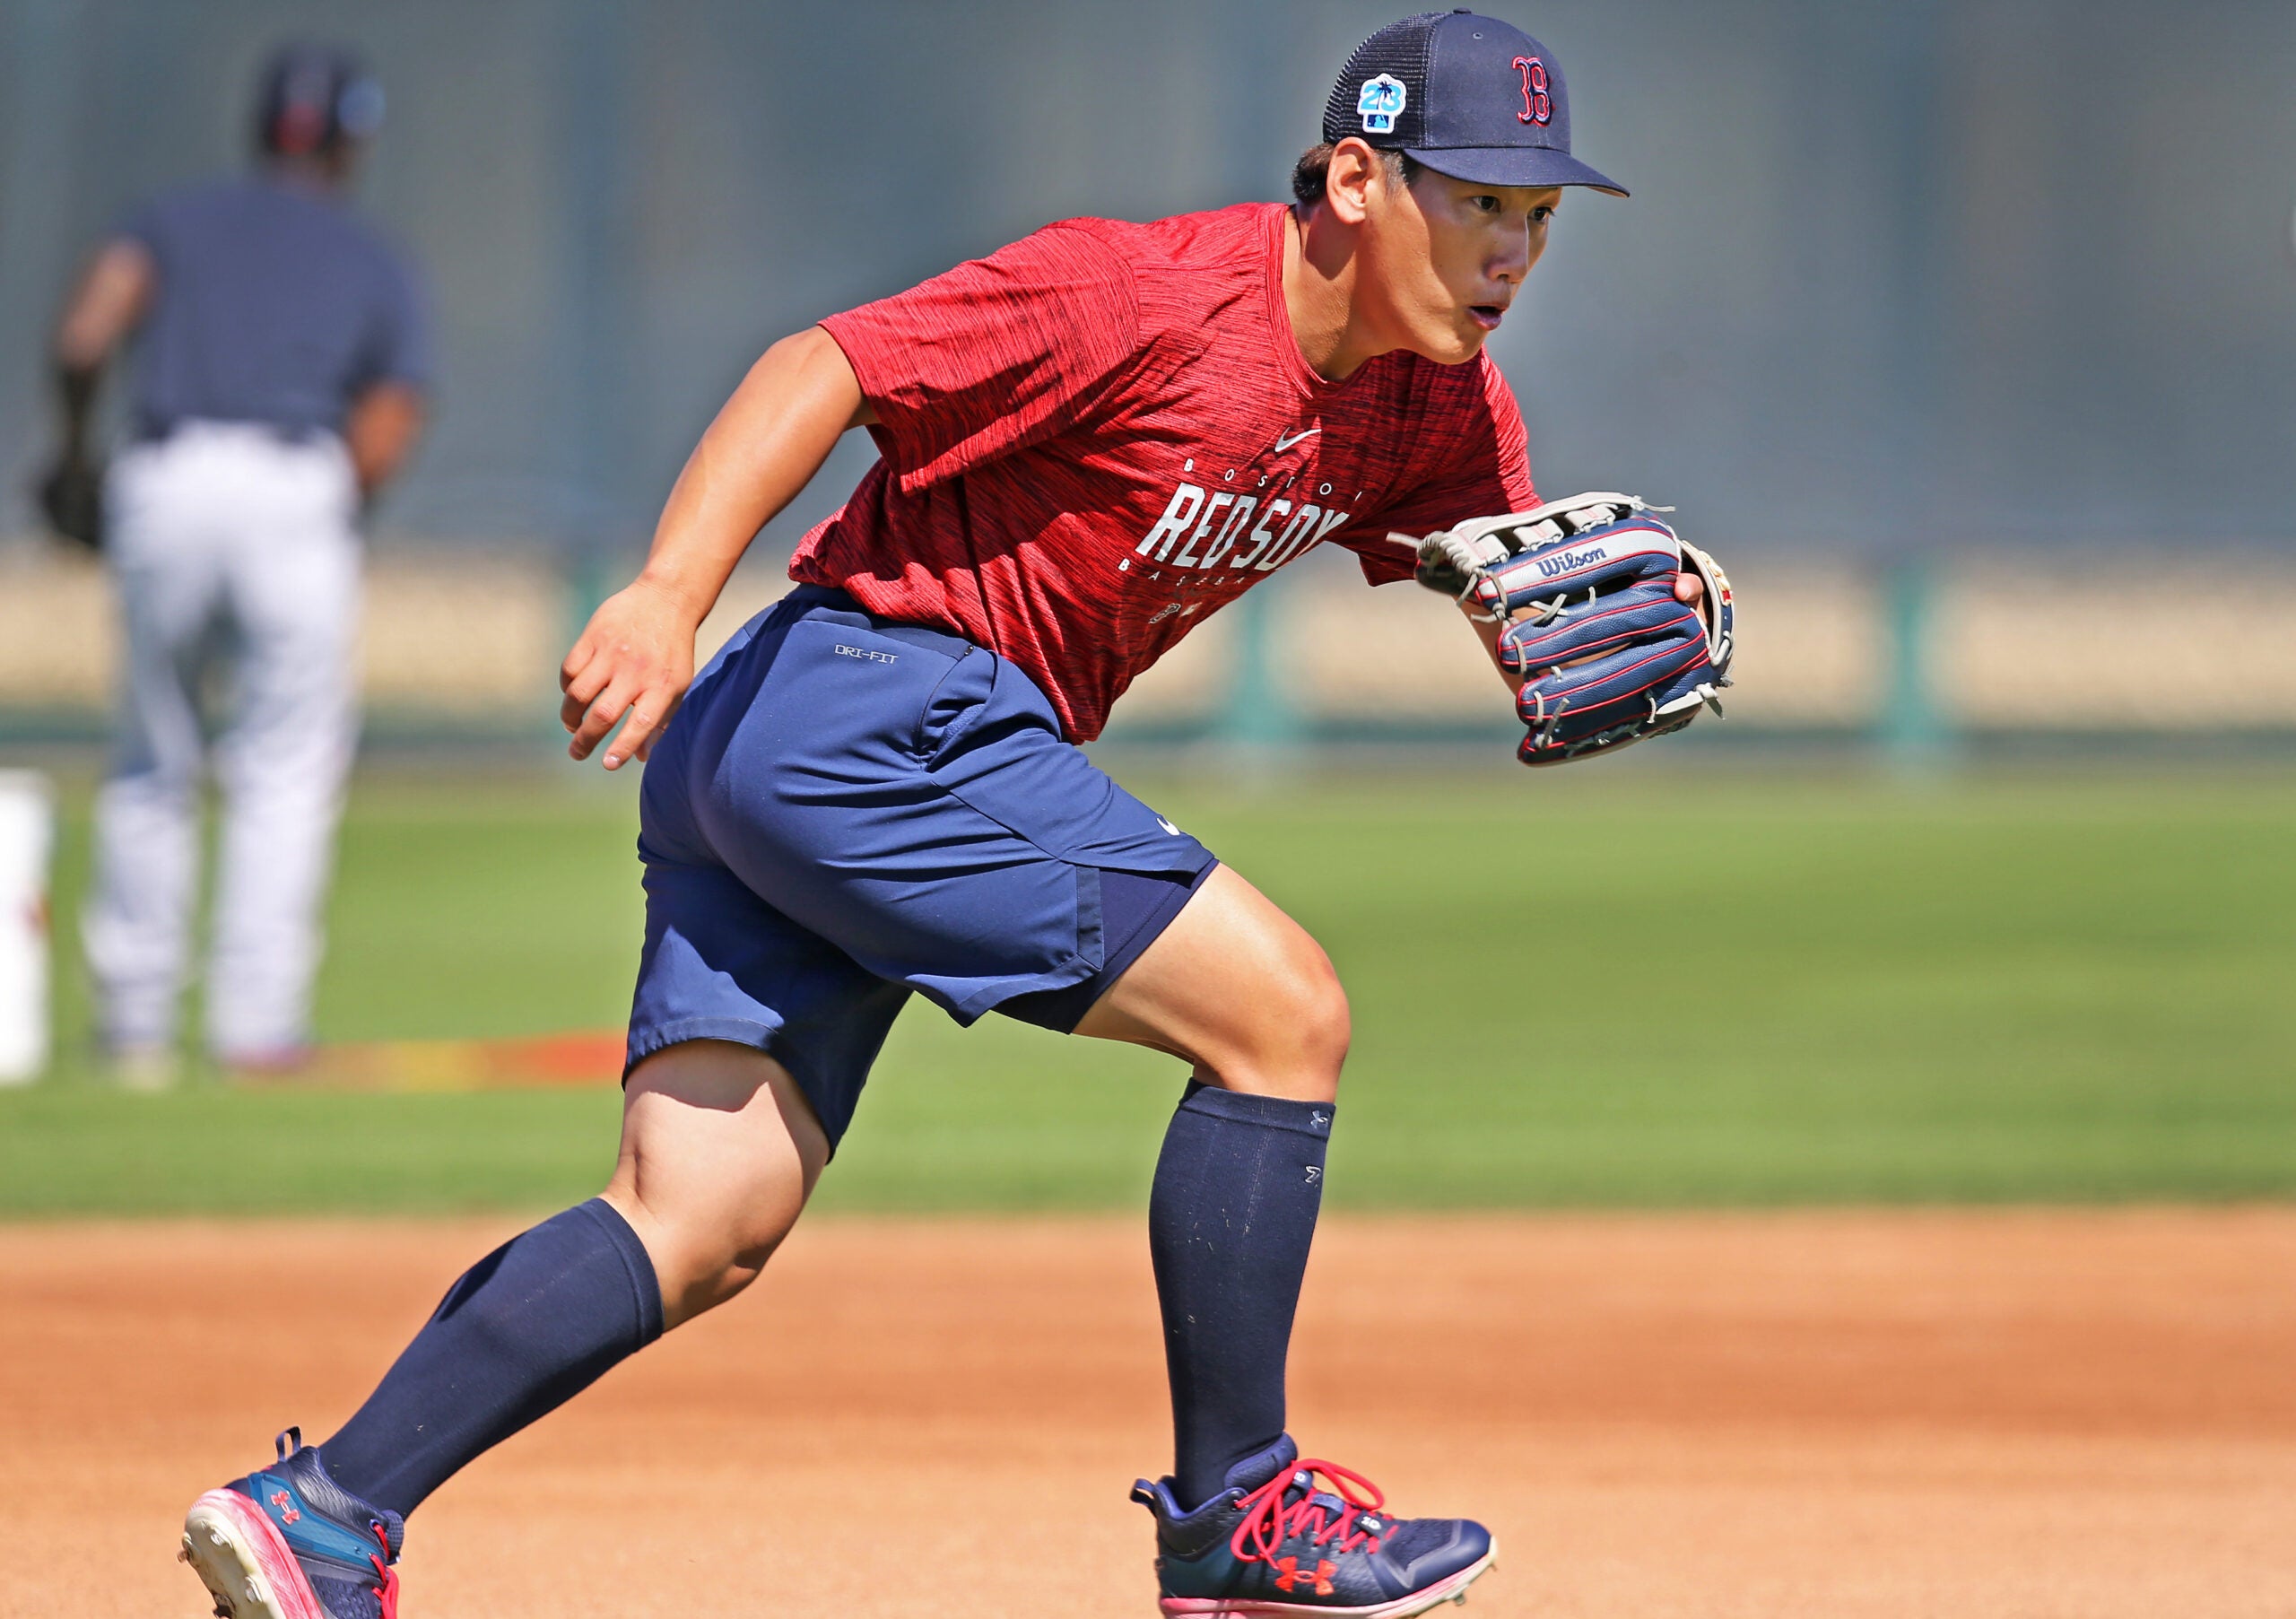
[1273,428,1321,453]
[1156,817,1181,835]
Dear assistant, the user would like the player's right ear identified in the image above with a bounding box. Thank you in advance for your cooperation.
[1322,137,1382,227]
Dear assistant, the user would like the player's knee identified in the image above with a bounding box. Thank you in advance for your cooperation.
[611,1045,825,1326]
[1218,936,1350,1102]
[606,1153,809,1325]
[1287,950,1352,1098]
[683,1220,792,1314]
[637,1188,802,1323]
[700,1191,800,1277]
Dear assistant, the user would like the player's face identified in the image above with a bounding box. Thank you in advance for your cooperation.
[1367,169,1560,364]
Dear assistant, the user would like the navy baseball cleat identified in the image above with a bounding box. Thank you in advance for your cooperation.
[179,1429,404,1619]
[1133,1436,1495,1617]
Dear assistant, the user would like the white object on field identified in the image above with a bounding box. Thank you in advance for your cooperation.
[0,770,56,1083]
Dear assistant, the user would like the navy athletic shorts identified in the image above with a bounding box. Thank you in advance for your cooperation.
[624,585,1218,1147]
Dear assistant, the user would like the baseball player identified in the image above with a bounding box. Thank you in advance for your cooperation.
[178,14,1723,1618]
[39,44,427,1084]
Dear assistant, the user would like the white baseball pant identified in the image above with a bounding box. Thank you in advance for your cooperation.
[83,422,361,1061]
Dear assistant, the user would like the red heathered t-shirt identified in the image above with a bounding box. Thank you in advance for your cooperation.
[796,202,1537,742]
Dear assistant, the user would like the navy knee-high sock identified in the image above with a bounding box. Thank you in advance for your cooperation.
[315,1198,663,1518]
[1149,1083,1333,1510]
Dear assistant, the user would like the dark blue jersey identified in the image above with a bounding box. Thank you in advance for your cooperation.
[122,175,428,440]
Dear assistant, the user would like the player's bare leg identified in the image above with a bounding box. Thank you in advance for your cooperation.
[1078,863,1348,1103]
[313,1039,824,1502]
[181,1040,820,1619]
[1082,864,1496,1616]
[601,1040,828,1327]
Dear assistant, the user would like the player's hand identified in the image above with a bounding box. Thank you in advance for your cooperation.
[35,456,105,551]
[560,576,701,770]
[1500,549,1701,628]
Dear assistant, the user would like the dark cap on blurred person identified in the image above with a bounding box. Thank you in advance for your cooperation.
[255,43,386,158]
[1323,11,1625,196]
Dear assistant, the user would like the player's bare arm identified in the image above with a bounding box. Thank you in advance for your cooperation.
[343,380,426,495]
[53,237,155,373]
[560,326,874,768]
[48,235,152,473]
[34,239,155,547]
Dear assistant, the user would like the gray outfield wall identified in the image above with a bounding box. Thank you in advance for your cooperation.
[2,0,2292,570]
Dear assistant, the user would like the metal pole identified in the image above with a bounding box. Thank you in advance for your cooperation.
[1215,0,1303,754]
[1880,552,1948,766]
[552,0,635,642]
[1874,0,1957,772]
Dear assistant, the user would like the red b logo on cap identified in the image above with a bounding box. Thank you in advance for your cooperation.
[1512,56,1552,126]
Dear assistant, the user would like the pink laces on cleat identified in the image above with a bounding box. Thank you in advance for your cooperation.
[367,1519,399,1619]
[1229,1458,1395,1565]
[271,1425,397,1617]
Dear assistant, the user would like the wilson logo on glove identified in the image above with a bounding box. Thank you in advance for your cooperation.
[1539,544,1607,578]
[1409,492,1735,767]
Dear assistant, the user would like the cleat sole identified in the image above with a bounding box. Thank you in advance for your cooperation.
[179,1490,326,1619]
[1159,1543,1496,1619]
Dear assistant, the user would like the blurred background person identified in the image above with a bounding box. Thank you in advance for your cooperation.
[33,41,429,1086]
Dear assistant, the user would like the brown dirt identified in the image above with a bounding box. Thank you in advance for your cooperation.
[3,1209,2292,1619]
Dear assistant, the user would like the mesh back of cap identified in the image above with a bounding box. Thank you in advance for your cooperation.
[1321,13,1442,147]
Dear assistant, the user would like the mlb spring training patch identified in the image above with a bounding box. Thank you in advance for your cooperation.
[1358,72,1407,133]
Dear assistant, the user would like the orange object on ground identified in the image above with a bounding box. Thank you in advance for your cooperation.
[240,1031,629,1091]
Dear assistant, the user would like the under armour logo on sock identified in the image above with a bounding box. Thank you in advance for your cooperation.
[1309,1110,1329,1130]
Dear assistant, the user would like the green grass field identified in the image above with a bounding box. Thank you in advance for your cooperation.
[4,765,2292,1216]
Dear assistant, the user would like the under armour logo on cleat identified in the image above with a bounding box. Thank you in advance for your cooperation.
[267,1491,300,1525]
[1274,1556,1338,1596]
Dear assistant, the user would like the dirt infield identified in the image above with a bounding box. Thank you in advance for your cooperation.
[4,1210,2292,1619]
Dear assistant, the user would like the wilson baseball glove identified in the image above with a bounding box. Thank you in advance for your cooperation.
[1413,492,1735,766]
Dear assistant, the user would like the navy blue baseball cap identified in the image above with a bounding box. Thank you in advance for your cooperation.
[1322,11,1625,196]
[254,42,385,157]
